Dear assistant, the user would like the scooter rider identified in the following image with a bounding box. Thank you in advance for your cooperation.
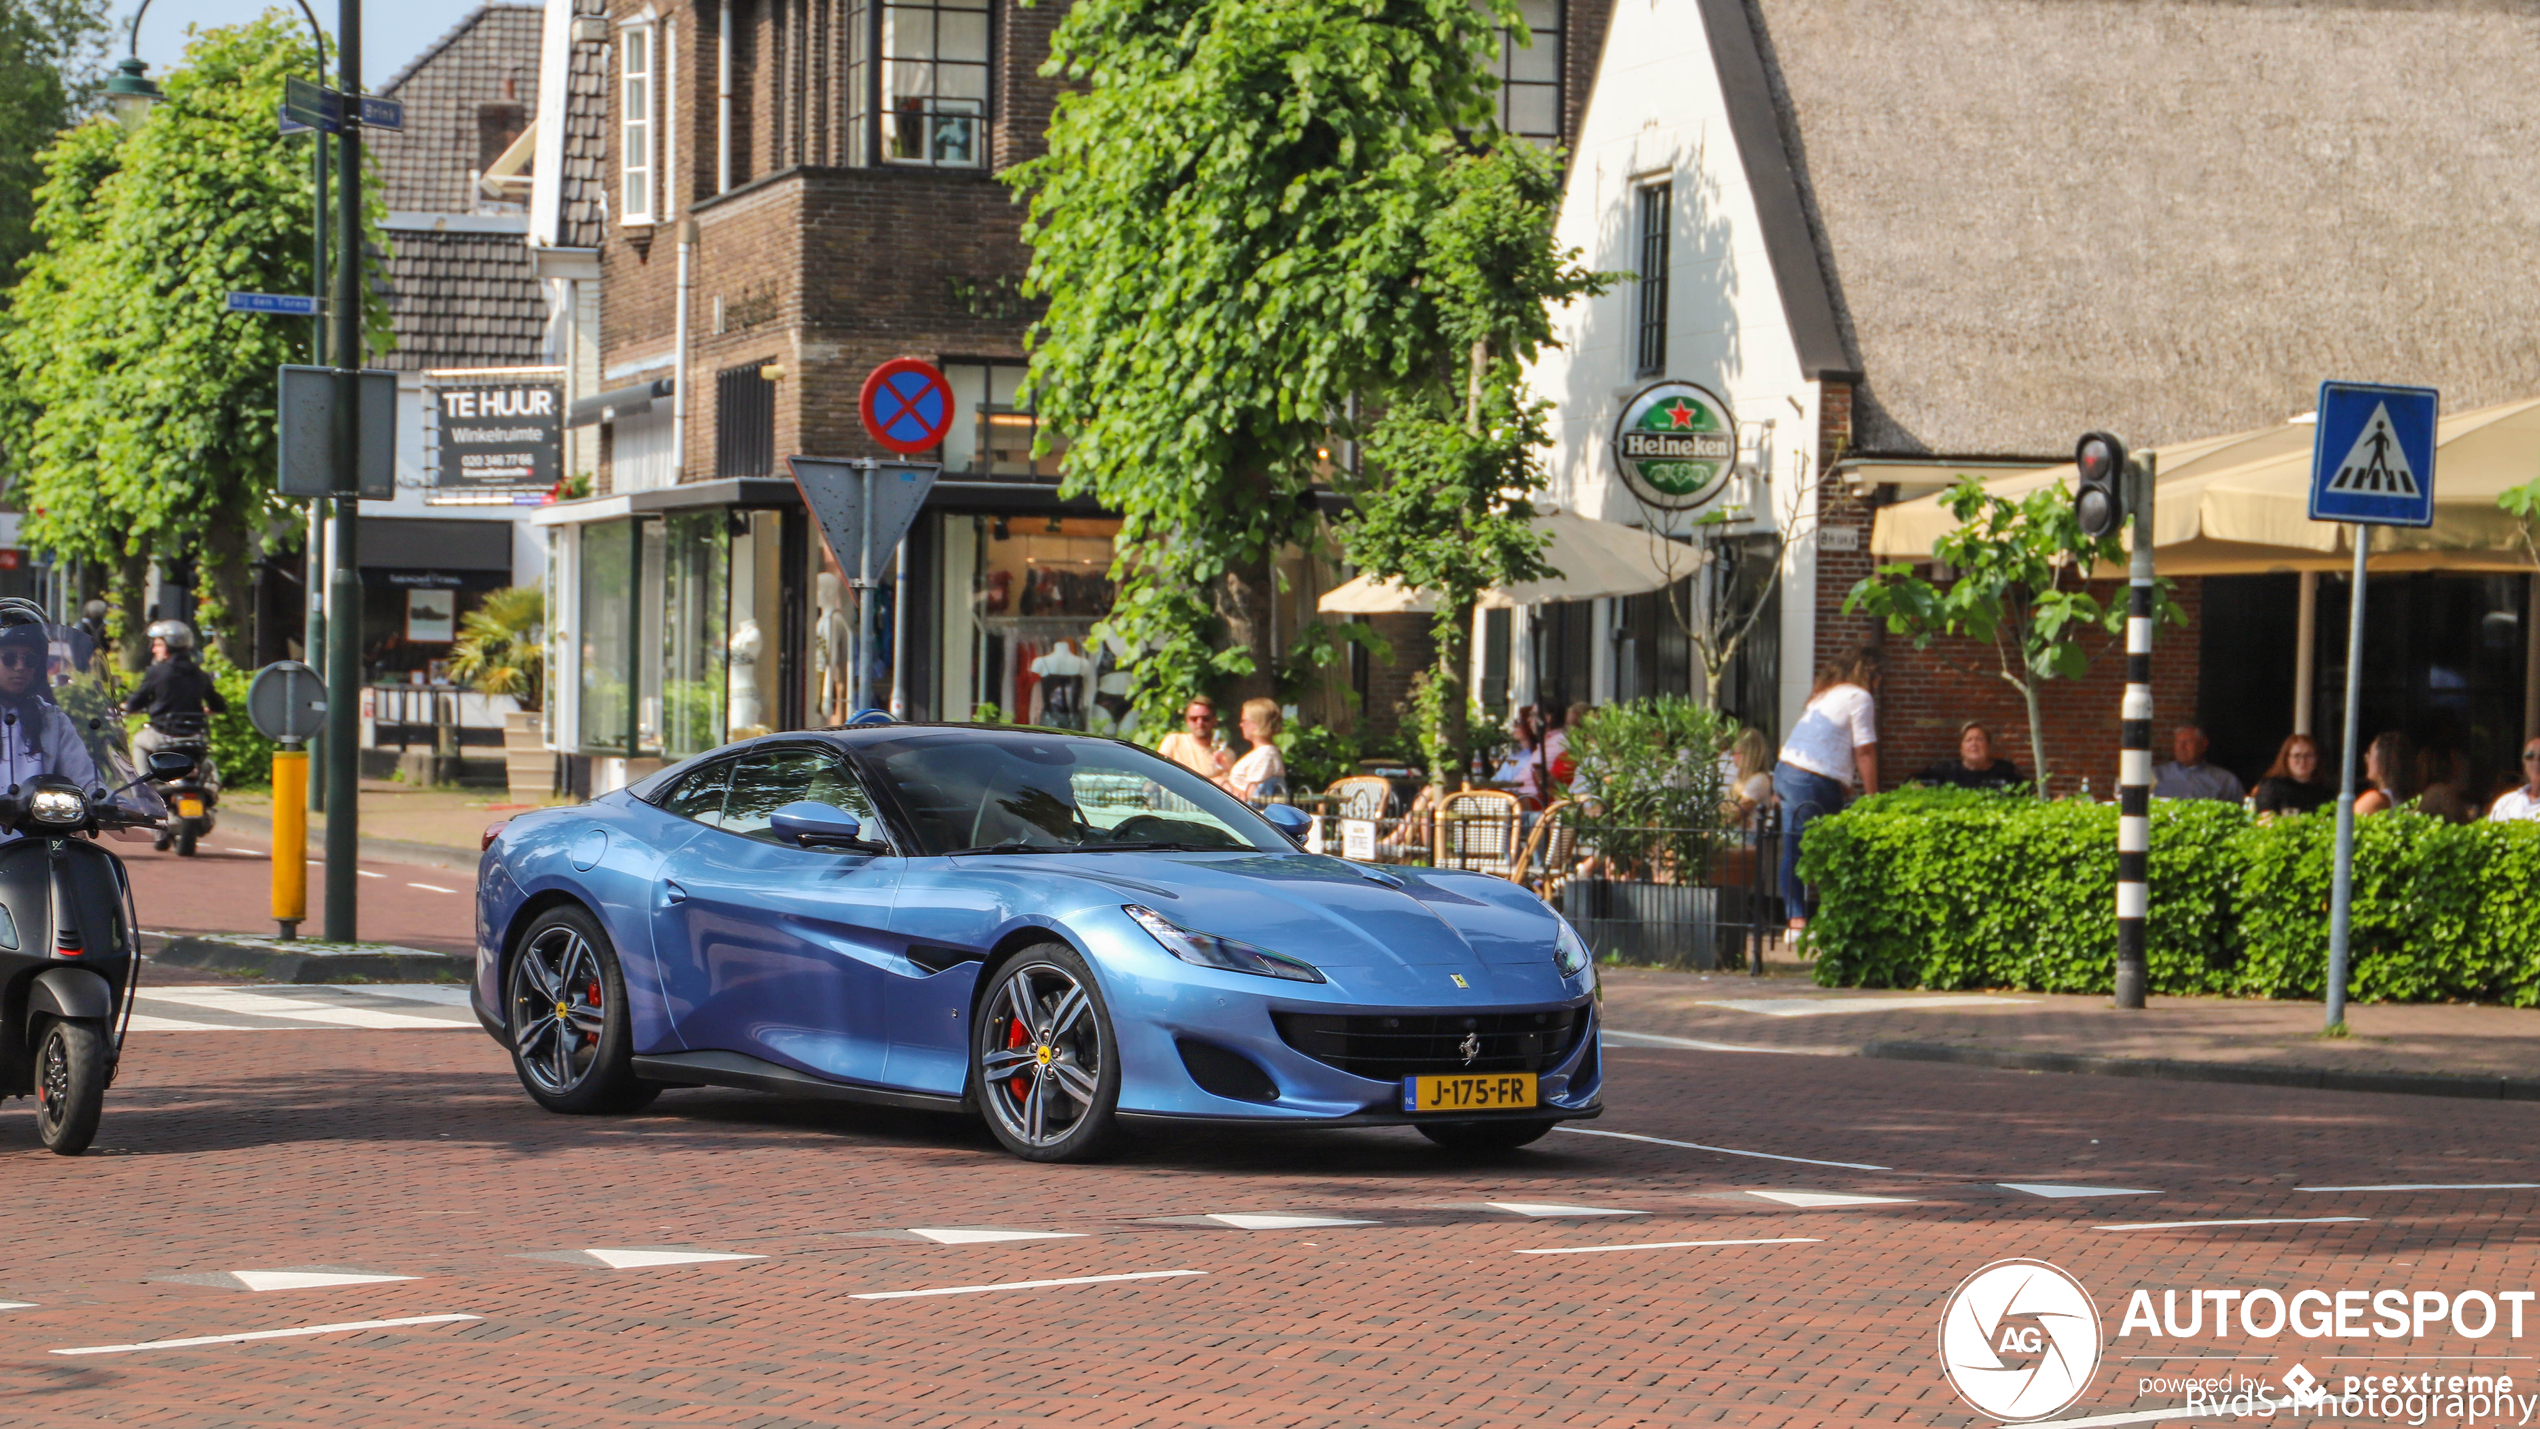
[0,618,99,802]
[125,619,227,759]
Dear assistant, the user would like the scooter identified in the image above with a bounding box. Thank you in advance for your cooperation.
[0,747,194,1153]
[145,711,218,857]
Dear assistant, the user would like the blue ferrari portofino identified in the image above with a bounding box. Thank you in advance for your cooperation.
[473,725,1602,1160]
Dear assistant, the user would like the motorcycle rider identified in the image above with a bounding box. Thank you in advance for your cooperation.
[125,620,224,849]
[0,618,100,800]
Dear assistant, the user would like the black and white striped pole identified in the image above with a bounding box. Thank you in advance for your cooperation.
[2076,433,2152,1010]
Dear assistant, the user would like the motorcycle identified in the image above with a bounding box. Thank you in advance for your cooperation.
[0,610,187,1154]
[143,711,218,857]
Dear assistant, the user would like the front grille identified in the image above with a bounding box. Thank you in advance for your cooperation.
[1272,1007,1588,1081]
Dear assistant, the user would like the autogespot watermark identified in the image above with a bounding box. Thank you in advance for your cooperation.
[1940,1262,2539,1424]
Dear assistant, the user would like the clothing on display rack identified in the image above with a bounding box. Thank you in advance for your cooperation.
[1029,640,1092,730]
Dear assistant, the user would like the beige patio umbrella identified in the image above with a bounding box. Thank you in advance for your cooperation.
[1316,506,1692,613]
[1872,395,2540,575]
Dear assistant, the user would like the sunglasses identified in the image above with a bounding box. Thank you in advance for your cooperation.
[0,652,40,669]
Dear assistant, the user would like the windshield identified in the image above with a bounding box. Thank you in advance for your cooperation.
[0,622,161,821]
[859,730,1289,857]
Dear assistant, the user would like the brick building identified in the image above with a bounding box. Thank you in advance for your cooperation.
[1527,0,2540,800]
[522,0,1617,787]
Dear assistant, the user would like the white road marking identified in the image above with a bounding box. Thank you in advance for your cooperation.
[1196,1214,1376,1231]
[852,1270,1203,1301]
[1484,1202,1644,1218]
[1517,1237,1821,1256]
[138,989,464,1030]
[578,1249,762,1270]
[126,1014,242,1032]
[408,883,458,894]
[1599,1028,1846,1056]
[51,1314,478,1357]
[356,870,384,879]
[2008,1409,2218,1428]
[2097,1217,2369,1232]
[1744,1191,1914,1208]
[0,1301,34,1311]
[227,1271,416,1293]
[1692,995,2037,1017]
[906,1228,1084,1245]
[1558,1126,1891,1172]
[2298,1183,2540,1192]
[2001,1183,2160,1198]
[219,847,264,856]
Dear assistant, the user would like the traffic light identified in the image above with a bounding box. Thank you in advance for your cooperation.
[2073,431,2127,540]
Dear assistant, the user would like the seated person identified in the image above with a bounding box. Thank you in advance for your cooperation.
[2250,733,2333,817]
[0,622,99,798]
[2153,724,2245,803]
[1911,721,2026,792]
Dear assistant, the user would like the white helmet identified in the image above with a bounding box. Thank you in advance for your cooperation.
[145,619,195,651]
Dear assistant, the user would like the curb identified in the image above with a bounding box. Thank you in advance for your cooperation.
[152,933,471,985]
[1862,1039,2540,1103]
[214,809,481,875]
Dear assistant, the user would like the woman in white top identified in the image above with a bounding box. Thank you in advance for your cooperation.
[1771,645,1883,939]
[1221,697,1287,803]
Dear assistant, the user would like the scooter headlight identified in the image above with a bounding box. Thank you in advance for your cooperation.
[28,788,85,825]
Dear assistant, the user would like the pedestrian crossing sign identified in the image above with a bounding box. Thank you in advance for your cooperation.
[2310,380,2438,527]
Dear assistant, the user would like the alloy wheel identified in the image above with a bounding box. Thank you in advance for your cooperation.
[511,925,608,1096]
[978,962,1104,1150]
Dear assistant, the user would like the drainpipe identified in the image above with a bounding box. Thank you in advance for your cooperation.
[716,0,731,193]
[673,216,697,483]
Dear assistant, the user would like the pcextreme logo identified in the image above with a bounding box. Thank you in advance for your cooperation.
[1939,1259,2104,1422]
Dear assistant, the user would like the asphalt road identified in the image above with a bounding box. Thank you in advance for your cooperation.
[3,990,2536,1428]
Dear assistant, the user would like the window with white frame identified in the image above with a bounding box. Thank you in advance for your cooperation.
[847,0,991,169]
[620,23,655,224]
[1489,0,1562,144]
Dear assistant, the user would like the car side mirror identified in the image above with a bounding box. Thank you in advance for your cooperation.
[145,748,195,780]
[770,800,880,851]
[1260,803,1312,841]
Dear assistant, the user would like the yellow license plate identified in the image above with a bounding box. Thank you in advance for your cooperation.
[175,796,204,818]
[1403,1072,1538,1114]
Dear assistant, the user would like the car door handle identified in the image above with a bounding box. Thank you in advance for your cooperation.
[663,880,688,905]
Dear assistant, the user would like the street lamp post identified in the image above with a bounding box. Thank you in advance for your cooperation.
[322,0,363,943]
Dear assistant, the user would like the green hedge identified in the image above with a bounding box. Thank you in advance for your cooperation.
[1798,787,2540,1004]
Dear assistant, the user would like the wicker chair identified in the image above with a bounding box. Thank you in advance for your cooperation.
[1435,788,1524,879]
[1323,775,1397,821]
[1513,798,1582,900]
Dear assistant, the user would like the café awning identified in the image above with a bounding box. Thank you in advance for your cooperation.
[1316,507,1694,614]
[1871,395,2540,575]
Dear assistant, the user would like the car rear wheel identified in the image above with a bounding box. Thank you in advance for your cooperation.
[506,906,659,1115]
[1417,1119,1554,1154]
[972,943,1120,1162]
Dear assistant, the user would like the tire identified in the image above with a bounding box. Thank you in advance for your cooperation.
[1417,1119,1555,1154]
[971,943,1121,1162]
[174,825,197,857]
[505,905,659,1115]
[33,1018,106,1155]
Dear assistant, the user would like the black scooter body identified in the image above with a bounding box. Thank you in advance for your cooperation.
[0,835,136,1093]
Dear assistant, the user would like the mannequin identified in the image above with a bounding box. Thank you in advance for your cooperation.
[812,571,851,725]
[727,618,766,739]
[1028,639,1092,730]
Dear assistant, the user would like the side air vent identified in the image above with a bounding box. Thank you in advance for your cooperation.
[1176,1039,1280,1104]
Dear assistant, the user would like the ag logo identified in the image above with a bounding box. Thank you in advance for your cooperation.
[1611,379,1736,511]
[1938,1259,2102,1422]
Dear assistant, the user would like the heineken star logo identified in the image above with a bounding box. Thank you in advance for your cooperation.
[1662,399,1699,430]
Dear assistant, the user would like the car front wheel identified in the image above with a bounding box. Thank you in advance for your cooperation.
[972,943,1120,1162]
[506,906,659,1115]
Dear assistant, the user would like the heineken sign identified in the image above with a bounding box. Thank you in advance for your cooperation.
[1612,379,1737,511]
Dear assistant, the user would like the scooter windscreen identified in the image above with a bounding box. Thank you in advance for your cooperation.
[0,621,167,824]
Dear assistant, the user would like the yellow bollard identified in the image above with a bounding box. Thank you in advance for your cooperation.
[271,747,308,939]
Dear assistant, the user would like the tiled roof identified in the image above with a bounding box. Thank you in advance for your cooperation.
[379,229,547,372]
[371,4,544,214]
[557,0,608,247]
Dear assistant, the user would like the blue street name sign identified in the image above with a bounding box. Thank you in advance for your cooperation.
[2310,380,2438,527]
[283,76,341,134]
[228,292,321,316]
[357,95,404,131]
[279,103,312,135]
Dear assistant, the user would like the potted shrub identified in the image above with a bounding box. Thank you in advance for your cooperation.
[447,586,549,803]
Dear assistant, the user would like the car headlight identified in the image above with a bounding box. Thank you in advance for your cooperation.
[29,788,85,825]
[1125,905,1325,984]
[1555,915,1593,979]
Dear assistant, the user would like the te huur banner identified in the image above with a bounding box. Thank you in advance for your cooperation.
[435,382,563,489]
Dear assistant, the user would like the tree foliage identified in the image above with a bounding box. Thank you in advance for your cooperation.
[1009,0,1516,731]
[0,15,389,653]
[0,0,110,284]
[1843,477,2175,797]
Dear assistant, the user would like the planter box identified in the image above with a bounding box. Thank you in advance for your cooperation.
[1560,879,1726,971]
[502,710,553,803]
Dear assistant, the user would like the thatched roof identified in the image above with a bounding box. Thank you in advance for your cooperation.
[1734,0,2540,457]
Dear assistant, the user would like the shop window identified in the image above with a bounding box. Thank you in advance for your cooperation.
[652,511,729,758]
[620,23,654,225]
[845,0,991,169]
[1489,0,1562,144]
[966,515,1124,731]
[716,363,776,478]
[1634,182,1670,378]
[941,360,1062,478]
[578,519,635,751]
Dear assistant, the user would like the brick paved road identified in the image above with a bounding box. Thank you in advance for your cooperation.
[2,1015,2536,1427]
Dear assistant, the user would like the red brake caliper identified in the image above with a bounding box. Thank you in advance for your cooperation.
[584,980,603,1045]
[1006,1015,1032,1099]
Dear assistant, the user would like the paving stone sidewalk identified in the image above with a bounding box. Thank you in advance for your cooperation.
[1597,964,2540,1085]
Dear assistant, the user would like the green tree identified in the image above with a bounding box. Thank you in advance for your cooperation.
[0,0,110,284]
[0,14,388,657]
[1844,477,2175,798]
[1009,0,1512,730]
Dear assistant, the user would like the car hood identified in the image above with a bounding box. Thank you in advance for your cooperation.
[970,850,1560,970]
